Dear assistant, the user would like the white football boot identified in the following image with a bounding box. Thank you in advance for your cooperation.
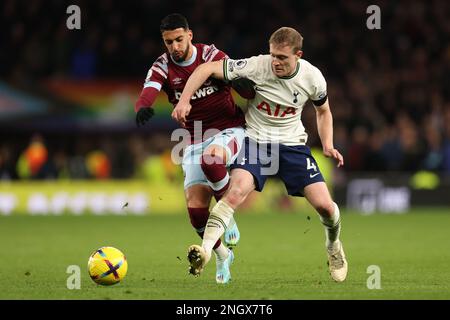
[187,244,211,277]
[327,240,348,282]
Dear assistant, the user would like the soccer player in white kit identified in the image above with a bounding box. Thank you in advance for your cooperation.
[172,27,348,282]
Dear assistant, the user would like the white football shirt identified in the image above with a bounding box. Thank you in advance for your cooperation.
[224,55,327,146]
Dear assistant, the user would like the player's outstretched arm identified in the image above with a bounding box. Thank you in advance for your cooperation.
[315,99,344,167]
[172,60,225,125]
[135,86,159,127]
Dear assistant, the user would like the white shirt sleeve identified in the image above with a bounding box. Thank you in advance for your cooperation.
[223,56,262,82]
[309,66,327,103]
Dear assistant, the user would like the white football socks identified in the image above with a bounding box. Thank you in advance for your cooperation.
[202,200,234,261]
[319,202,341,251]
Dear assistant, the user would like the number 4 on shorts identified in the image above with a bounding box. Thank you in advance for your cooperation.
[307,158,317,172]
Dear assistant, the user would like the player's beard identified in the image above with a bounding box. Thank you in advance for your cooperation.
[171,44,190,62]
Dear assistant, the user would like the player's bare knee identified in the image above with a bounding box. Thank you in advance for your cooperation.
[315,201,335,218]
[186,198,210,208]
[185,190,211,208]
[224,185,248,208]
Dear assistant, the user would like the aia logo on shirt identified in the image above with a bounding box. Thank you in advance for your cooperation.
[257,101,296,117]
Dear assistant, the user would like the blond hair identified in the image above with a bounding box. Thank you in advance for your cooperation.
[269,27,303,53]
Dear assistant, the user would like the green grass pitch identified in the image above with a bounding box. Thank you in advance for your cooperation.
[1,208,450,300]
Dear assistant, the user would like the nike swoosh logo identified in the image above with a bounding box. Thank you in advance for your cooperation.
[310,173,320,178]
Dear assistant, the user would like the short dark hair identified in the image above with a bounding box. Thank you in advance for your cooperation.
[160,13,189,33]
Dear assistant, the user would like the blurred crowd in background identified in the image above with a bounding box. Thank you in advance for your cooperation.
[0,132,182,181]
[1,0,450,180]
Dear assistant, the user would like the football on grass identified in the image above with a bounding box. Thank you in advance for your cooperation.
[88,246,128,285]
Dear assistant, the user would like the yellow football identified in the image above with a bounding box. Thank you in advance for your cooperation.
[88,246,128,285]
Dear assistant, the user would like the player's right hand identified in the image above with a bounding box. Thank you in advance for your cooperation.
[172,101,192,127]
[136,107,155,127]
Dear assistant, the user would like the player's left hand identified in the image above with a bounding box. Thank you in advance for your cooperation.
[172,101,192,127]
[323,148,344,167]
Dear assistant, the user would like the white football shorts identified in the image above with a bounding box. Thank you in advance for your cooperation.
[182,126,245,189]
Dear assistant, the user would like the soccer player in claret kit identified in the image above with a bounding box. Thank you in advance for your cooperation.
[135,13,254,284]
[173,27,348,282]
